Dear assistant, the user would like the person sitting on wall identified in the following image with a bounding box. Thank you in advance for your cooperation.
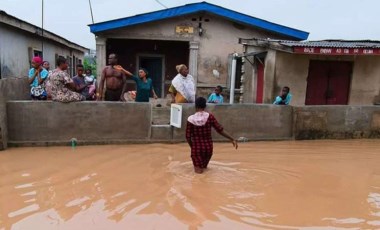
[28,56,49,100]
[97,53,127,101]
[207,85,224,104]
[169,64,195,103]
[73,64,95,100]
[47,56,85,102]
[273,86,292,105]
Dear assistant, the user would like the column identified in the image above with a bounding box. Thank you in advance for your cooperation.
[96,36,107,79]
[189,41,199,90]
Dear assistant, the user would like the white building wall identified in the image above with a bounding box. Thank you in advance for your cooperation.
[0,26,86,78]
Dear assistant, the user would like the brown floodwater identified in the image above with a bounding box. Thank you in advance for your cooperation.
[0,140,379,230]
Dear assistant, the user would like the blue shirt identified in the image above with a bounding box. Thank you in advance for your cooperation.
[132,75,153,102]
[273,93,292,105]
[207,93,224,104]
[28,68,49,87]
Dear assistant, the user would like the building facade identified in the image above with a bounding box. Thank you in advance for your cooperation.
[240,38,380,105]
[0,10,88,79]
[89,2,308,99]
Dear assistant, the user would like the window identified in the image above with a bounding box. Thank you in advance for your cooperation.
[33,50,43,58]
[29,47,43,67]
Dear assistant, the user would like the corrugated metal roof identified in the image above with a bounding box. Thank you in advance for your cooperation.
[278,39,380,48]
[89,2,309,40]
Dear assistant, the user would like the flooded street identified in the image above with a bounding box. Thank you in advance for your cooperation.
[0,140,379,229]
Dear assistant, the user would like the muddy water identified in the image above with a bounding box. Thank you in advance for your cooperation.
[0,140,380,230]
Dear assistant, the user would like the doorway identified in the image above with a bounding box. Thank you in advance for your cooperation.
[138,55,165,98]
[305,60,352,105]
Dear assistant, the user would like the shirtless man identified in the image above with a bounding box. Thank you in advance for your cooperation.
[97,53,127,101]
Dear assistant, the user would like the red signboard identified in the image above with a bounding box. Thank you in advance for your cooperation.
[293,47,380,55]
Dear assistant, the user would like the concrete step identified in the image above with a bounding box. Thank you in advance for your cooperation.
[150,124,172,140]
[152,107,171,125]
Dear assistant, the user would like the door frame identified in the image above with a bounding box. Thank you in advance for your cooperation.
[136,53,166,97]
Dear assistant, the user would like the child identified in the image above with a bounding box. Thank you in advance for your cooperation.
[84,69,96,99]
[186,97,238,174]
[273,86,292,105]
[207,85,224,104]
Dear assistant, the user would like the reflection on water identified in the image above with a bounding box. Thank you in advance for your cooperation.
[0,140,379,229]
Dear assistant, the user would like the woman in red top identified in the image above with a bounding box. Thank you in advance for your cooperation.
[186,97,238,174]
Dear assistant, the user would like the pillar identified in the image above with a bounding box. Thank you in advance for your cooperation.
[189,41,199,91]
[96,36,107,79]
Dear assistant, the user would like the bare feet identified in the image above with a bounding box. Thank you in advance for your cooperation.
[194,167,203,174]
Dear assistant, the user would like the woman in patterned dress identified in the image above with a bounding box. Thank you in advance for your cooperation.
[47,57,85,103]
[186,97,238,174]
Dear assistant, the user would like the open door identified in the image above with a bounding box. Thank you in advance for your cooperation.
[139,56,164,98]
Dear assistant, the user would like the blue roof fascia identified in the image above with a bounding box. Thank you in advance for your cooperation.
[89,2,309,40]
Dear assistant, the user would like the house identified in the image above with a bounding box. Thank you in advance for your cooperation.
[239,38,380,105]
[89,2,308,99]
[0,10,88,79]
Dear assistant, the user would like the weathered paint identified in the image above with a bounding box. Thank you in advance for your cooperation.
[0,13,87,79]
[244,48,380,105]
[95,12,293,97]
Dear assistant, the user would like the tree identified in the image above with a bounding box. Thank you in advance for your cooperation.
[83,57,97,78]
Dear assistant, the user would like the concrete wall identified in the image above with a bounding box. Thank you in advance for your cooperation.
[273,52,310,105]
[6,102,152,145]
[3,101,380,148]
[173,103,293,141]
[262,50,277,104]
[294,106,380,139]
[0,101,7,150]
[0,77,30,101]
[0,25,85,79]
[0,77,30,149]
[349,56,380,105]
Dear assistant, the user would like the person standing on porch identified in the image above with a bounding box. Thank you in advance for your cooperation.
[273,86,292,105]
[169,64,195,103]
[113,66,158,102]
[97,53,127,101]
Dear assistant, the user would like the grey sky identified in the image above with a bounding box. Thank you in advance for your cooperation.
[2,0,379,49]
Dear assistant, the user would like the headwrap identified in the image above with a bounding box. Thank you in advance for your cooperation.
[176,64,186,73]
[32,56,42,65]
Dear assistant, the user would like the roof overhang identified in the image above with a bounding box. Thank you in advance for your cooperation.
[89,2,309,40]
[241,38,380,56]
[0,10,88,53]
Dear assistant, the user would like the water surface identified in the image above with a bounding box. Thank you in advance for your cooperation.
[0,140,379,229]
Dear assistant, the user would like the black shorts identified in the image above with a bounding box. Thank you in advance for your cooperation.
[105,88,122,101]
